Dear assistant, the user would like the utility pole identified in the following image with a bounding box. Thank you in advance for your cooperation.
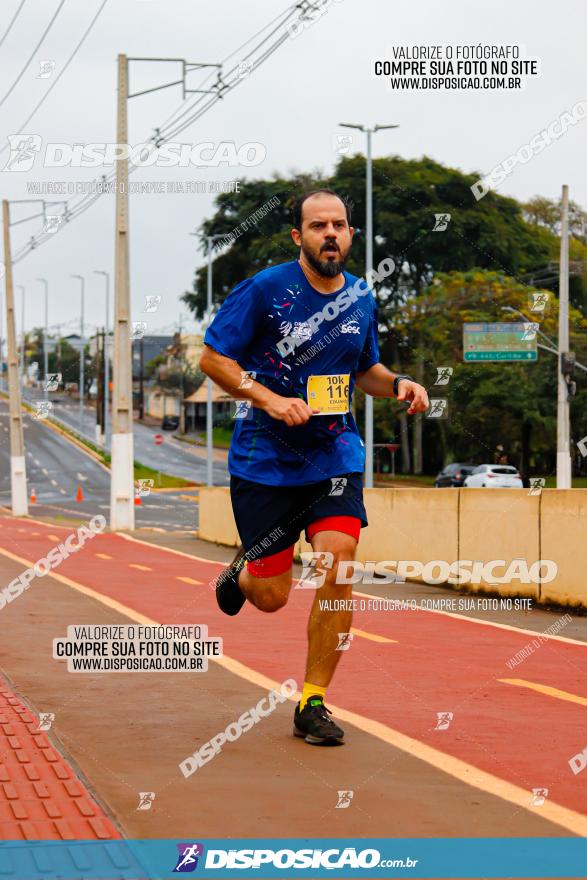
[178,312,185,434]
[71,274,85,436]
[2,200,28,515]
[96,329,105,443]
[139,335,144,421]
[16,284,24,390]
[108,54,223,528]
[339,122,399,488]
[111,53,135,529]
[36,278,48,400]
[93,270,110,441]
[557,184,572,488]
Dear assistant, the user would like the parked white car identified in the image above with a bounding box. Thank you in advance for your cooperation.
[464,464,523,488]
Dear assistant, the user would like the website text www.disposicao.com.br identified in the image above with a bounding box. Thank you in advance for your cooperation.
[200,847,418,870]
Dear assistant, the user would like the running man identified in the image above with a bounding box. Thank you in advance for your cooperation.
[200,189,428,745]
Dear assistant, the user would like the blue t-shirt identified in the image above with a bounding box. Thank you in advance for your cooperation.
[204,260,379,486]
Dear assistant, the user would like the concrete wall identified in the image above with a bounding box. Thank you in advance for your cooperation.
[459,489,540,598]
[540,490,587,608]
[197,487,586,609]
[198,487,240,547]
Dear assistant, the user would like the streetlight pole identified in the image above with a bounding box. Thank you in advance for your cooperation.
[36,278,48,400]
[93,270,110,441]
[339,122,399,488]
[0,284,3,394]
[557,185,571,488]
[206,239,213,487]
[16,284,25,390]
[70,274,85,436]
[205,234,225,486]
[190,230,224,486]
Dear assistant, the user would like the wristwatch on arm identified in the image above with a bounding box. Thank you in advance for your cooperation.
[392,374,415,398]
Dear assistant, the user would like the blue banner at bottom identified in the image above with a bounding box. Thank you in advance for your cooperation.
[0,838,583,878]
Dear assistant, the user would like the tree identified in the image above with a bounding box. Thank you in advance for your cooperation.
[181,156,587,475]
[406,270,587,477]
[183,156,553,325]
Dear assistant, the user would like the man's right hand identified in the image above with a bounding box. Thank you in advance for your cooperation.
[264,394,317,426]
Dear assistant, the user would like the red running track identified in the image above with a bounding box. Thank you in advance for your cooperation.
[1,516,586,820]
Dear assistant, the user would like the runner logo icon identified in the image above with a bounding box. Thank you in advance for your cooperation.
[173,843,204,872]
[3,134,42,171]
[297,551,334,589]
[329,477,347,496]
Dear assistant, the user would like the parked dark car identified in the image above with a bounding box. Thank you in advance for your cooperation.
[434,462,475,488]
[161,415,179,431]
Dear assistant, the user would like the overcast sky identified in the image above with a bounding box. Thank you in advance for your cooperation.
[1,0,584,339]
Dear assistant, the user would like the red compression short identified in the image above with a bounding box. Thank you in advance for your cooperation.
[246,515,362,578]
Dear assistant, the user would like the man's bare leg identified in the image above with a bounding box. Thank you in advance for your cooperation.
[305,530,357,687]
[238,566,293,613]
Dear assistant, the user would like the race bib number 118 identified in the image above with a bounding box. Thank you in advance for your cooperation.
[307,374,350,415]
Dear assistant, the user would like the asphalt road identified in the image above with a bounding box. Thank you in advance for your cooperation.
[0,399,200,531]
[23,390,229,486]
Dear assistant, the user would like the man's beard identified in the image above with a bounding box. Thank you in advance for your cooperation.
[301,240,349,278]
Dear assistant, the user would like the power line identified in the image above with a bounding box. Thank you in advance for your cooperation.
[0,0,109,154]
[156,4,299,137]
[0,0,67,109]
[0,0,27,50]
[144,12,298,144]
[11,2,304,262]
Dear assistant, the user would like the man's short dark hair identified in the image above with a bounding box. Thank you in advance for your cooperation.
[291,189,352,230]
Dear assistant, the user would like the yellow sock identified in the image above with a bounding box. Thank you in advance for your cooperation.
[300,682,327,711]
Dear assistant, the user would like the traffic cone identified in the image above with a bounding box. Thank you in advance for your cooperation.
[30,487,36,504]
[75,484,84,503]
[134,493,142,506]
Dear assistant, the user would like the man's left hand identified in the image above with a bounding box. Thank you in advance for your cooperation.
[396,379,429,415]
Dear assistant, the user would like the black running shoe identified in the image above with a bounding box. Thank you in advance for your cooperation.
[293,695,344,745]
[215,546,246,616]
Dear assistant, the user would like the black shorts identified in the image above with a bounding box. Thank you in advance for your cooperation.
[230,472,367,561]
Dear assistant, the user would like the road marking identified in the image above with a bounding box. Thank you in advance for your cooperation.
[34,458,40,466]
[60,489,66,495]
[96,553,113,560]
[42,468,48,475]
[176,576,204,586]
[129,563,151,571]
[118,534,587,646]
[351,627,397,644]
[352,588,586,646]
[117,531,229,567]
[50,479,58,487]
[1,515,584,647]
[499,678,587,707]
[0,541,583,837]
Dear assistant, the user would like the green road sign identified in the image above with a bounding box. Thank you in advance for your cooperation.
[463,322,538,362]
